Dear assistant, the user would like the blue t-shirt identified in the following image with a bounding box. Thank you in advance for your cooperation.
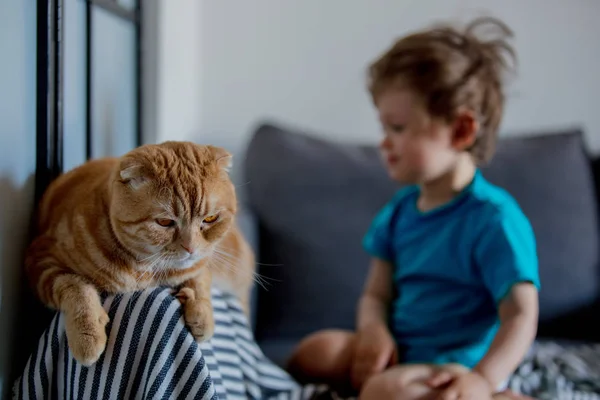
[362,170,540,368]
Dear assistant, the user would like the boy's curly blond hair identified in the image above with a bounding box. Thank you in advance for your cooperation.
[368,17,517,164]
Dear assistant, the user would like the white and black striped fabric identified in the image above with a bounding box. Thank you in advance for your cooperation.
[19,286,600,399]
[508,341,600,399]
[12,287,331,400]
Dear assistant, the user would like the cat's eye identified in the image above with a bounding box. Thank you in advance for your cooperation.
[203,215,219,224]
[156,218,175,227]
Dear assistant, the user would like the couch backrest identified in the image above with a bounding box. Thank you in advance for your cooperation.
[243,122,600,352]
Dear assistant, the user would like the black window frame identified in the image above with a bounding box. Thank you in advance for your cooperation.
[13,0,145,379]
[35,0,143,203]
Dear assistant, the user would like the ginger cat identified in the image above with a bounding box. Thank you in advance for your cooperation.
[25,141,255,366]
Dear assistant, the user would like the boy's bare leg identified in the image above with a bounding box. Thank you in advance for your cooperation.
[286,329,356,387]
[359,364,432,400]
[494,392,535,400]
[288,335,534,400]
[359,363,473,400]
[359,363,532,400]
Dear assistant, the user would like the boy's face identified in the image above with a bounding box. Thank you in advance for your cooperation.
[376,88,460,184]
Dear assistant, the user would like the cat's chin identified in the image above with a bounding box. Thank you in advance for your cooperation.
[171,254,205,270]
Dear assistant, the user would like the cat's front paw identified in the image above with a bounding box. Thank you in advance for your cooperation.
[64,305,109,366]
[175,288,214,342]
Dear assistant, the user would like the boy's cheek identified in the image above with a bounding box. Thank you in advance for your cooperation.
[403,150,427,173]
[388,162,420,184]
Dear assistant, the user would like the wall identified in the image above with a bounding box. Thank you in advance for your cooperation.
[154,0,202,145]
[0,1,37,397]
[142,0,160,146]
[155,0,600,181]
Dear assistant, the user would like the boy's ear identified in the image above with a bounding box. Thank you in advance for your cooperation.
[451,109,479,151]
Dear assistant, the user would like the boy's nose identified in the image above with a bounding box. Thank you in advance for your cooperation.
[380,135,393,150]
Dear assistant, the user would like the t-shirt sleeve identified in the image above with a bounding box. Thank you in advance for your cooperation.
[474,207,541,303]
[362,194,403,262]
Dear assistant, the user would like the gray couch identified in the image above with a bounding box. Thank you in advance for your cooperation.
[240,122,600,369]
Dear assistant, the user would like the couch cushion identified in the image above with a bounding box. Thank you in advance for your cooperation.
[243,123,600,362]
[479,131,599,322]
[244,124,398,349]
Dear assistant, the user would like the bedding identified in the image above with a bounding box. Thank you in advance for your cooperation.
[12,287,600,399]
[507,341,600,399]
[12,287,317,400]
[302,342,600,400]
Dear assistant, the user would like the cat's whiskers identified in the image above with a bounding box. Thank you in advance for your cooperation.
[209,254,239,280]
[137,251,161,264]
[215,246,282,289]
[151,253,173,285]
[145,258,164,287]
[126,254,159,317]
[137,252,161,276]
[213,247,280,282]
[217,246,284,267]
[136,252,164,286]
[234,181,251,188]
[210,254,259,290]
[210,251,272,291]
[124,253,167,318]
[209,252,235,272]
[252,272,270,291]
[158,255,174,283]
[212,248,243,267]
[213,248,261,276]
[252,273,272,291]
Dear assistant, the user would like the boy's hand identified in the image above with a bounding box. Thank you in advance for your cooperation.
[350,323,398,390]
[432,370,492,400]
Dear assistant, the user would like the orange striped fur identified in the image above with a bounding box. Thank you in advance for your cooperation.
[25,142,255,366]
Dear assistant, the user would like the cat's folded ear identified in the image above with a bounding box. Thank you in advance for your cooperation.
[209,145,233,173]
[118,155,151,190]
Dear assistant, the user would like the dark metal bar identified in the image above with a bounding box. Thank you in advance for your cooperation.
[35,0,49,203]
[54,0,64,174]
[35,0,64,204]
[135,0,143,146]
[18,0,65,380]
[85,0,92,159]
[91,0,137,22]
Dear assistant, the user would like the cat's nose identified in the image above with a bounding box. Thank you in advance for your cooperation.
[181,243,194,254]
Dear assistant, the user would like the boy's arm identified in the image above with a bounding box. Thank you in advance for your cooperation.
[356,257,393,331]
[351,257,396,388]
[473,282,538,389]
[468,208,540,391]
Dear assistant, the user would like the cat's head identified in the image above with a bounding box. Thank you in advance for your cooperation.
[110,141,236,270]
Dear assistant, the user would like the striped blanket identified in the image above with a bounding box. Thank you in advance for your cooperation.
[15,286,600,399]
[507,341,600,400]
[12,287,325,400]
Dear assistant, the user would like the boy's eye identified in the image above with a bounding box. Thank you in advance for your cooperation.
[203,215,219,224]
[156,218,176,227]
[390,124,405,133]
